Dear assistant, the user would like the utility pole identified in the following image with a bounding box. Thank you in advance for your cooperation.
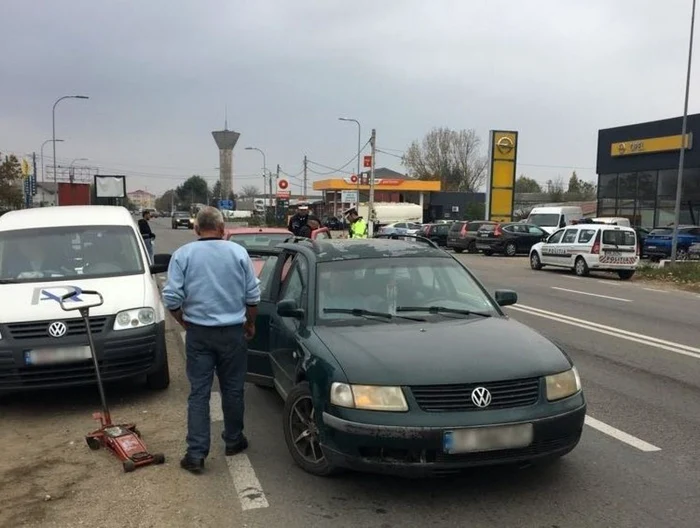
[170,190,174,213]
[275,164,280,224]
[303,155,308,200]
[367,128,377,238]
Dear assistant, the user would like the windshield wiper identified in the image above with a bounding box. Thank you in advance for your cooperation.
[0,278,19,284]
[323,308,426,322]
[396,306,492,318]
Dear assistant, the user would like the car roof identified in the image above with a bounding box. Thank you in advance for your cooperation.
[225,227,292,235]
[0,205,134,232]
[287,238,451,262]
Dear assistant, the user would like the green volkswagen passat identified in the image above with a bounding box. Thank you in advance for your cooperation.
[246,238,585,477]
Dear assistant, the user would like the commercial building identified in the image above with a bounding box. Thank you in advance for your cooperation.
[127,189,156,210]
[596,114,700,227]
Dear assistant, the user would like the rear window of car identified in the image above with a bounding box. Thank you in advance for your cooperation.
[477,223,496,232]
[602,230,636,246]
[450,222,465,232]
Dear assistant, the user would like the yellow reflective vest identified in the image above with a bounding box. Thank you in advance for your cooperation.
[350,218,368,238]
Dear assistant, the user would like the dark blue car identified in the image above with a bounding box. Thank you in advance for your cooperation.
[643,225,700,261]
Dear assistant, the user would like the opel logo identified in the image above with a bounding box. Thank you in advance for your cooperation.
[471,387,492,408]
[496,136,514,155]
[48,321,67,338]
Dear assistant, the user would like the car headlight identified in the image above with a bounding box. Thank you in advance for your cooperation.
[330,382,408,412]
[545,367,582,401]
[113,308,156,331]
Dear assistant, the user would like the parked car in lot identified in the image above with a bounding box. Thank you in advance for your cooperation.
[475,222,548,256]
[530,224,639,279]
[0,206,172,394]
[643,225,700,261]
[417,223,450,246]
[378,222,422,236]
[689,242,700,260]
[447,220,496,253]
[245,237,586,477]
[171,211,194,229]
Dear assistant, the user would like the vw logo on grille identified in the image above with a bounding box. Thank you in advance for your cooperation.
[471,386,492,408]
[48,321,67,338]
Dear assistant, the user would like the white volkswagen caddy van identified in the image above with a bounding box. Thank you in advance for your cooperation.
[0,206,171,394]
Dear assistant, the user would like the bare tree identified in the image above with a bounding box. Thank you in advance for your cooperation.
[403,127,488,192]
[240,185,260,198]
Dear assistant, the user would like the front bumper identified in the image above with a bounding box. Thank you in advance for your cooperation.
[0,317,166,393]
[174,219,192,228]
[320,396,586,477]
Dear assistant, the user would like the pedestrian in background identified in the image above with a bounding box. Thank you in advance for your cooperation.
[138,210,156,264]
[162,206,261,474]
[288,204,310,236]
[342,207,368,238]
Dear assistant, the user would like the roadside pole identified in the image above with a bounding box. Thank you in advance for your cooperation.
[303,155,308,200]
[367,128,377,238]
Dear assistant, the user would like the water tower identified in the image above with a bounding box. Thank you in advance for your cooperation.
[212,120,240,199]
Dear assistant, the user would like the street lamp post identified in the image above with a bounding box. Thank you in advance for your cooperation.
[40,139,63,183]
[671,0,697,264]
[339,117,362,208]
[245,146,269,219]
[52,95,89,184]
[69,157,88,183]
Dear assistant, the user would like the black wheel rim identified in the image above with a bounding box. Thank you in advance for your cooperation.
[288,395,324,464]
[507,244,516,256]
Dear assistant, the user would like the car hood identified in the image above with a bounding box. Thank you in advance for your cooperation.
[313,317,571,385]
[0,275,149,323]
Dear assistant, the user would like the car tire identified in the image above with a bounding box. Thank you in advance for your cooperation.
[453,247,464,254]
[618,270,635,280]
[530,252,543,270]
[467,241,477,253]
[574,256,590,277]
[483,250,493,256]
[505,242,517,257]
[146,356,170,390]
[283,381,339,477]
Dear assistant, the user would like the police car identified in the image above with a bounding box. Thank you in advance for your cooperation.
[529,223,639,279]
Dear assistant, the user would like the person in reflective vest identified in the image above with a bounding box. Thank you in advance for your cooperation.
[343,207,368,238]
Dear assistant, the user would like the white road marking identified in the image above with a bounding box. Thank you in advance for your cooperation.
[210,390,224,422]
[562,275,584,280]
[227,454,270,511]
[643,287,668,293]
[507,304,700,360]
[585,416,661,452]
[551,286,632,303]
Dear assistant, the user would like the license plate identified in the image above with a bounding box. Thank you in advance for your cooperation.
[480,233,489,237]
[24,346,92,366]
[443,423,533,454]
[647,245,657,249]
[606,251,621,257]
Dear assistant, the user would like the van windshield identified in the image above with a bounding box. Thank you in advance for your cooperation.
[528,213,560,227]
[0,225,144,283]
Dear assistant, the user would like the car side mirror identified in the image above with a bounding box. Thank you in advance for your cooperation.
[150,253,171,274]
[494,289,518,307]
[277,299,305,319]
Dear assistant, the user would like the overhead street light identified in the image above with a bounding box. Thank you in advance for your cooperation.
[52,95,89,184]
[40,138,63,183]
[338,117,362,207]
[245,146,271,209]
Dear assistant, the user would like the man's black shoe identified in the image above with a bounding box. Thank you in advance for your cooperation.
[180,456,204,473]
[225,435,249,456]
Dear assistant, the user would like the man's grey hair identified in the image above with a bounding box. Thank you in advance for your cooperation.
[196,206,224,231]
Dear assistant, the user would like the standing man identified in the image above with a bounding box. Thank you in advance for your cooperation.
[162,206,261,474]
[138,210,156,264]
[342,207,368,238]
[287,204,310,236]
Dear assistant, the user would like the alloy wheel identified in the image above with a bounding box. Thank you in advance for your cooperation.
[288,395,323,464]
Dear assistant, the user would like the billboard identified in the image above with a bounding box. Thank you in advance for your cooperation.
[485,130,518,223]
[94,175,126,198]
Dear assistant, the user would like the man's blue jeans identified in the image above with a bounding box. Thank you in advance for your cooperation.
[185,323,247,461]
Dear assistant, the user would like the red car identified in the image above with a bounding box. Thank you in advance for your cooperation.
[226,227,331,275]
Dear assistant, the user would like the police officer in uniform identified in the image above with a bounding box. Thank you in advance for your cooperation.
[288,204,310,236]
[343,207,368,238]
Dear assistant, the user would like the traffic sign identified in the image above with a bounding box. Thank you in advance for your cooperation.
[341,190,358,203]
[276,190,291,199]
[278,179,289,190]
[363,155,372,168]
[218,199,234,210]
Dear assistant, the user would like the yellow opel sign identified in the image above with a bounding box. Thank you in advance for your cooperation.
[486,130,518,223]
[21,158,30,177]
[611,133,692,157]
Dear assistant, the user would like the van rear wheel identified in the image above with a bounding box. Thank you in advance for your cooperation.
[618,270,635,280]
[574,257,590,277]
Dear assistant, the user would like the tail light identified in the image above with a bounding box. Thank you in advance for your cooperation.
[493,224,503,237]
[591,231,601,254]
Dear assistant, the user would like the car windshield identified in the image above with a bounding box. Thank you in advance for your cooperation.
[528,213,561,227]
[174,212,189,217]
[228,233,290,249]
[602,230,636,246]
[0,225,144,283]
[315,257,498,326]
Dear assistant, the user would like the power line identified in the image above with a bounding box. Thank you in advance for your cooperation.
[306,138,371,175]
[376,148,404,159]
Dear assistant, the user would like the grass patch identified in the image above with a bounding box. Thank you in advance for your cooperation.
[636,261,700,292]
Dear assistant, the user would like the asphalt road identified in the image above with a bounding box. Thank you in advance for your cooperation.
[2,218,698,528]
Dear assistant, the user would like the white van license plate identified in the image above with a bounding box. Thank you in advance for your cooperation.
[443,423,533,454]
[24,346,92,366]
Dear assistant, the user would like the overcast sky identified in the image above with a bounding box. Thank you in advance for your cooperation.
[1,0,698,196]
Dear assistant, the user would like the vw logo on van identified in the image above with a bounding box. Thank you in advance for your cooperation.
[48,321,67,338]
[471,387,492,408]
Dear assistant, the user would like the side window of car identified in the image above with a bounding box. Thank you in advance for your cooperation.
[527,225,544,235]
[562,229,579,244]
[280,256,307,306]
[578,229,596,244]
[438,225,449,235]
[547,229,565,244]
[258,256,279,299]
